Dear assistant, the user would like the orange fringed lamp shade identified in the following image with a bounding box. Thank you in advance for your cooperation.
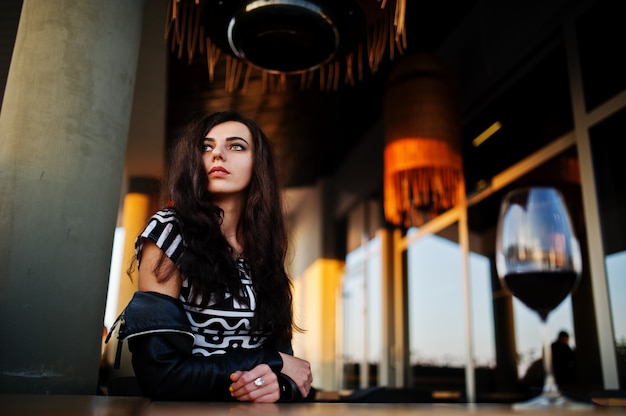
[383,53,464,227]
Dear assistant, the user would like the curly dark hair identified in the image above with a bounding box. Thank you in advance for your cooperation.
[160,110,296,344]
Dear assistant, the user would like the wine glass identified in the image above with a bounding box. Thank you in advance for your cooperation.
[495,186,590,409]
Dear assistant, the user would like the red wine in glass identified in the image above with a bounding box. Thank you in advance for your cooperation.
[503,271,578,322]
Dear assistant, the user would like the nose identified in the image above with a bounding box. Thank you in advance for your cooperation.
[212,145,224,160]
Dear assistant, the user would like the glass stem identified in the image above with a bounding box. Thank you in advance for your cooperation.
[541,318,559,396]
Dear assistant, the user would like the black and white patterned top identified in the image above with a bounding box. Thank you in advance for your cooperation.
[135,208,268,356]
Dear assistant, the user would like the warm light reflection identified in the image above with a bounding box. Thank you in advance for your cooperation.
[292,258,344,389]
[103,192,153,368]
[472,121,502,147]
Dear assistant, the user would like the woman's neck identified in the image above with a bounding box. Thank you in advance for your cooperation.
[213,196,244,256]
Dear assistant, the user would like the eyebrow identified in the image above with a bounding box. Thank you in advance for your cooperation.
[203,136,250,145]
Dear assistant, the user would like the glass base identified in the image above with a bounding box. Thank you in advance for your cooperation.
[512,391,594,411]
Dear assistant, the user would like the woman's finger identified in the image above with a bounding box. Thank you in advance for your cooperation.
[230,367,279,402]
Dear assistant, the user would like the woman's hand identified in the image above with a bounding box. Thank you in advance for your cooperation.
[229,364,280,402]
[279,353,313,399]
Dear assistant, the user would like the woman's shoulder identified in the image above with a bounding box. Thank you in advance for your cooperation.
[136,207,186,264]
[140,207,184,242]
[150,207,179,223]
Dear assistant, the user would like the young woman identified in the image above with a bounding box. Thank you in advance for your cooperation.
[115,111,312,402]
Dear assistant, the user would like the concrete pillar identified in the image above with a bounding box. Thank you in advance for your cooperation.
[0,0,145,394]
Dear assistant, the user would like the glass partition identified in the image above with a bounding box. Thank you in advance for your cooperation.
[406,224,475,397]
[341,235,383,389]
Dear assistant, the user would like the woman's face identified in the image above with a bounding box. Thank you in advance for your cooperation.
[202,121,254,198]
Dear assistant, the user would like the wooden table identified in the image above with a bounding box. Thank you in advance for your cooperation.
[145,401,623,416]
[1,394,623,416]
[0,394,149,416]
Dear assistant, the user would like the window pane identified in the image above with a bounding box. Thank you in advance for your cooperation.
[469,252,496,368]
[341,236,384,388]
[605,251,626,388]
[408,230,465,366]
[366,236,383,364]
[342,247,365,365]
[606,251,626,344]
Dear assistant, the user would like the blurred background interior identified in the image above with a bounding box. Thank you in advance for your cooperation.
[0,0,624,404]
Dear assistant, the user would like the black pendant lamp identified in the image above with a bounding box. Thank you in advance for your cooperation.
[165,0,406,91]
[227,0,350,73]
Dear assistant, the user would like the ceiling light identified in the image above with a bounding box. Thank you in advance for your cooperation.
[472,121,502,147]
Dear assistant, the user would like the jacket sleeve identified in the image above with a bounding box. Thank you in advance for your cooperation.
[116,291,300,402]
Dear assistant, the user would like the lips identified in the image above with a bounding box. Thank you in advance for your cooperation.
[209,166,229,176]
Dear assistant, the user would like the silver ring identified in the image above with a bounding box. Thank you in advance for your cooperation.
[253,377,265,387]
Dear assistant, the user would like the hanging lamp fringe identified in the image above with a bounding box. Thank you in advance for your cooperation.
[164,0,407,93]
[383,52,464,227]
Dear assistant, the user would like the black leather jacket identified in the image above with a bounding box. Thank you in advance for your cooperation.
[112,291,302,402]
